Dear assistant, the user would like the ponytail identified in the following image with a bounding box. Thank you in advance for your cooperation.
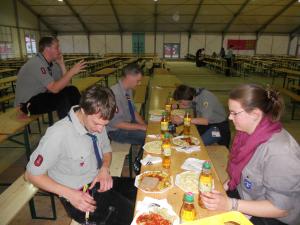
[229,84,285,121]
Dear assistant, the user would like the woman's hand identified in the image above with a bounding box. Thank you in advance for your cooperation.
[223,180,229,191]
[200,190,231,211]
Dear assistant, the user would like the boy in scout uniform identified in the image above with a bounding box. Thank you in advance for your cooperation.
[107,63,147,145]
[15,36,86,119]
[25,86,135,225]
[172,84,231,147]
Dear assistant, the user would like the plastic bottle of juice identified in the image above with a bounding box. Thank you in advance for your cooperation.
[160,112,169,136]
[180,192,196,223]
[162,133,171,169]
[183,111,191,136]
[165,92,172,115]
[198,161,213,208]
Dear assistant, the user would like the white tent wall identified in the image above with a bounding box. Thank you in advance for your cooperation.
[145,33,155,54]
[122,33,132,54]
[289,37,298,56]
[57,32,299,57]
[90,35,106,55]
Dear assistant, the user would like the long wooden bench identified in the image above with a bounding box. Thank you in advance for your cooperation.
[72,77,104,93]
[206,145,229,184]
[279,88,300,120]
[0,93,15,112]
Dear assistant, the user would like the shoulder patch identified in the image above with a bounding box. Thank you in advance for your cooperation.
[40,67,47,75]
[34,154,43,167]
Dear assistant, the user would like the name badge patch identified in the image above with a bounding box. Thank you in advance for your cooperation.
[244,178,252,190]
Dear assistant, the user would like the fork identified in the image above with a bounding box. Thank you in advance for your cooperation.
[146,161,153,166]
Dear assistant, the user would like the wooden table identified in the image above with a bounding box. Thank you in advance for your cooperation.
[91,68,117,86]
[153,68,170,75]
[0,68,16,77]
[0,76,17,93]
[135,86,226,220]
[272,68,300,87]
[151,75,182,88]
[72,77,104,92]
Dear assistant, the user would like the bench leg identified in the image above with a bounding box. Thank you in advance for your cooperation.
[128,146,133,178]
[291,102,296,120]
[24,126,31,161]
[29,192,57,220]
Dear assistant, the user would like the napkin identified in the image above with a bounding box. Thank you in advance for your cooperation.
[174,145,201,153]
[147,134,161,139]
[181,158,205,172]
[140,155,162,165]
[149,115,162,122]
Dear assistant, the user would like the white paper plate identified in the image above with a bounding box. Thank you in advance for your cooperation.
[181,158,205,172]
[149,109,165,116]
[143,140,162,154]
[172,136,200,147]
[171,109,185,117]
[134,171,173,194]
[131,197,179,225]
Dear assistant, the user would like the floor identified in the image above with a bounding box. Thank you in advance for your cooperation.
[1,60,299,225]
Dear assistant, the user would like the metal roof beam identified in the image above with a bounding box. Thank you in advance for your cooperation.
[257,0,296,34]
[223,0,251,34]
[64,0,89,34]
[17,0,57,34]
[188,0,204,33]
[108,0,123,33]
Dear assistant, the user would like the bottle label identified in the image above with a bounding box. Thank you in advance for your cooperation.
[199,180,213,193]
[184,117,191,126]
[161,121,168,131]
[165,104,171,112]
[181,210,196,222]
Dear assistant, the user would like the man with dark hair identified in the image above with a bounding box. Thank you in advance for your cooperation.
[107,63,147,145]
[172,84,231,148]
[15,36,86,119]
[25,85,135,225]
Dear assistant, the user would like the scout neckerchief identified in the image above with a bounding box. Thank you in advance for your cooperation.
[67,113,103,169]
[38,53,53,76]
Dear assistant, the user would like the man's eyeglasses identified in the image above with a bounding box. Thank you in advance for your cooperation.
[229,110,244,116]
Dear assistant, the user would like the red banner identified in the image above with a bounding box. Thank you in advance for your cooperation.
[227,40,256,50]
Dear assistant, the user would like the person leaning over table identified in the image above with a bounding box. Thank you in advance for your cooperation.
[14,36,86,119]
[200,84,300,225]
[171,84,231,148]
[25,85,136,225]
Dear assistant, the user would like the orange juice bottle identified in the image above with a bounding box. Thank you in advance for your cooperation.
[183,111,191,136]
[160,112,169,136]
[162,133,171,169]
[198,161,213,208]
[180,192,196,223]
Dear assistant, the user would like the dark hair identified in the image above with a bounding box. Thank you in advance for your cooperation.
[39,36,57,52]
[173,85,196,101]
[79,85,116,120]
[122,63,142,77]
[229,84,284,121]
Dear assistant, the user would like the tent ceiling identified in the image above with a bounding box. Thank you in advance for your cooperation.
[20,0,300,35]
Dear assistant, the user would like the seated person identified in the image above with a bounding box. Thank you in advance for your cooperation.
[201,84,300,225]
[25,86,135,225]
[172,85,230,147]
[14,36,86,119]
[107,63,147,146]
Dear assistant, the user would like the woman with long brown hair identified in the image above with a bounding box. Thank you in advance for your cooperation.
[201,84,300,225]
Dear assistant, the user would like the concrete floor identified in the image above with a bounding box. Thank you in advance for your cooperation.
[1,60,299,225]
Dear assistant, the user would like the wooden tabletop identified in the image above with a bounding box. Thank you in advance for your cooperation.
[92,68,117,76]
[0,68,16,74]
[134,76,227,218]
[0,76,17,85]
[140,76,150,86]
[72,77,104,93]
[151,75,182,88]
[153,68,171,75]
[273,68,300,76]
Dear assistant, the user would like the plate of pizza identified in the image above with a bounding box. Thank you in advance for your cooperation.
[135,170,173,193]
[172,136,200,147]
[143,140,162,154]
[131,197,179,225]
[149,109,165,116]
[171,109,185,117]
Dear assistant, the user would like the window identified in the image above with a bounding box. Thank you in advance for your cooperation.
[0,26,13,59]
[163,43,180,59]
[25,33,37,56]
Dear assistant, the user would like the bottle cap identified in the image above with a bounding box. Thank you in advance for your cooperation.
[184,192,194,203]
[164,133,170,138]
[203,161,211,170]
